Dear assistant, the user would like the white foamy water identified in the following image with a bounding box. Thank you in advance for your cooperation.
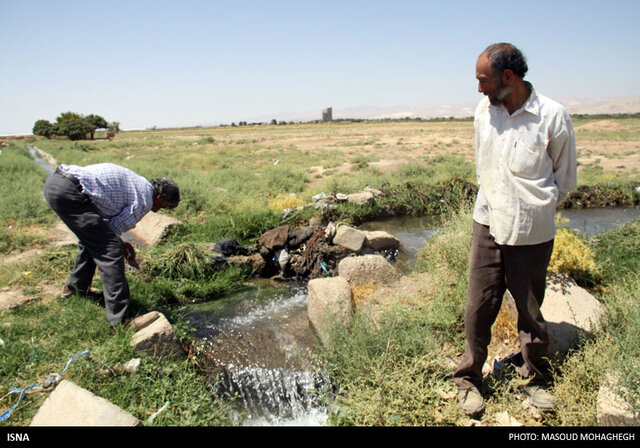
[218,366,331,426]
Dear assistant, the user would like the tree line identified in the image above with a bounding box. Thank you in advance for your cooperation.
[33,112,120,140]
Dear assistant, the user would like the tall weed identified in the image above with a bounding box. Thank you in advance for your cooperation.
[0,144,53,225]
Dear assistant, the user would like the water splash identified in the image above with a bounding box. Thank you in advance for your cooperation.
[187,282,331,426]
[217,366,331,426]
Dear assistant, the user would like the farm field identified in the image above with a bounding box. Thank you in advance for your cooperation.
[22,117,640,227]
[1,117,639,427]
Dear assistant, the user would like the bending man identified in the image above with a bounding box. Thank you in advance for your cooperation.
[43,163,180,328]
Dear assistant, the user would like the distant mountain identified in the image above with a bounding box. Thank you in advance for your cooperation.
[557,96,640,115]
[252,96,640,123]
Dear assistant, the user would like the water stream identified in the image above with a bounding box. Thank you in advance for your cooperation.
[558,206,640,235]
[185,206,639,426]
[27,145,56,175]
[184,281,331,426]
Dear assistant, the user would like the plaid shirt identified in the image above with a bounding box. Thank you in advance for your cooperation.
[59,163,154,238]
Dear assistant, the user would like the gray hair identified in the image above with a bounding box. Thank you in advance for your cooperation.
[150,177,180,208]
[483,43,528,78]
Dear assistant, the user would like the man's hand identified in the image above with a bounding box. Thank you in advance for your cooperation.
[122,241,140,270]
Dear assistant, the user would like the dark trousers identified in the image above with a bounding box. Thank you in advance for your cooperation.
[43,169,129,325]
[453,221,554,389]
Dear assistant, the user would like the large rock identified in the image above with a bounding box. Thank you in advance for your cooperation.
[346,191,375,206]
[498,275,607,355]
[332,225,366,252]
[128,212,183,247]
[338,254,402,288]
[363,230,400,251]
[30,380,140,426]
[541,275,607,355]
[130,311,185,359]
[307,277,353,346]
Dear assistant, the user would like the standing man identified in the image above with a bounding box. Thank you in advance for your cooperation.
[454,43,577,415]
[43,163,180,328]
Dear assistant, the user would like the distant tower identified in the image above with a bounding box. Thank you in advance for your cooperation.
[322,107,333,122]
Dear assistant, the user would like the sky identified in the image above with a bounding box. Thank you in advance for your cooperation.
[1,0,639,135]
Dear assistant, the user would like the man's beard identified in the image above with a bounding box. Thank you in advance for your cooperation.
[489,83,512,106]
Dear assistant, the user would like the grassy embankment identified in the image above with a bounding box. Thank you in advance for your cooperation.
[1,118,639,426]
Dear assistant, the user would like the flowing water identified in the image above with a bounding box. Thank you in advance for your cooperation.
[185,207,639,426]
[184,281,332,426]
[27,145,55,174]
[558,206,640,235]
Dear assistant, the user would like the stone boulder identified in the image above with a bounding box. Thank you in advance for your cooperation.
[346,191,375,206]
[363,230,400,251]
[338,254,402,288]
[498,275,607,356]
[332,224,366,252]
[307,277,353,346]
[541,275,607,355]
[129,311,185,359]
[129,212,183,247]
[30,380,140,426]
[364,186,384,197]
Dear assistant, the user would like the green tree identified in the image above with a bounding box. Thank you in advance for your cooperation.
[55,111,84,124]
[85,114,108,140]
[56,117,94,141]
[32,119,55,138]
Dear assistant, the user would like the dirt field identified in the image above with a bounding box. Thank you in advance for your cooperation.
[152,118,640,183]
[572,119,640,174]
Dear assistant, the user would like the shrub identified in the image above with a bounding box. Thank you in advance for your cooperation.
[267,193,306,212]
[549,214,601,286]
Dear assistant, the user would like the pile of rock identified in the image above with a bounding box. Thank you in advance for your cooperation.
[311,185,384,216]
[215,219,401,282]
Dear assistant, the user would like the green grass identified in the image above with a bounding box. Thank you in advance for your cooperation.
[590,220,640,283]
[0,144,51,223]
[322,208,640,426]
[0,295,230,426]
[2,119,640,426]
[322,208,473,426]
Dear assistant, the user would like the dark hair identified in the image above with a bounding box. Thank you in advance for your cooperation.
[483,43,528,78]
[150,178,180,208]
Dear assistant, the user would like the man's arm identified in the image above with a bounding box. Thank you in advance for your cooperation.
[549,108,578,202]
